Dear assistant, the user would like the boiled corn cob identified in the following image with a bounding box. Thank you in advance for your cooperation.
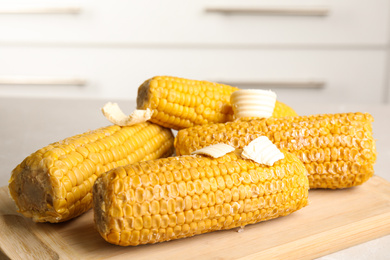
[93,150,309,246]
[9,122,174,223]
[136,76,298,130]
[175,113,376,189]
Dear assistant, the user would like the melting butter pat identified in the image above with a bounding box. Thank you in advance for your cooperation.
[241,136,284,166]
[191,143,235,158]
[101,102,152,126]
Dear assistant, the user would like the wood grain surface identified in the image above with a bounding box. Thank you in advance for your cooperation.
[1,176,390,260]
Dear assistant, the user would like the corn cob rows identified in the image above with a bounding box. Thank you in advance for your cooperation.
[93,150,309,246]
[9,122,174,223]
[175,113,376,189]
[136,76,298,130]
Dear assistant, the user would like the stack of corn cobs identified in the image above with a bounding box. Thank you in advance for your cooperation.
[9,76,377,246]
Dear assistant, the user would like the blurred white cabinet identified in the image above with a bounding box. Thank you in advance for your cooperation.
[0,47,386,105]
[0,0,388,104]
[0,0,388,45]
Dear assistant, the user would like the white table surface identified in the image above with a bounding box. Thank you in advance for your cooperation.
[0,97,389,259]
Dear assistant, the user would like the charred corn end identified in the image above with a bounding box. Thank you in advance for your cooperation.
[8,122,174,223]
[136,76,298,130]
[93,150,309,246]
[175,112,376,189]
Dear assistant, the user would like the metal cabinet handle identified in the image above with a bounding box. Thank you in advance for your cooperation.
[213,79,325,89]
[0,6,81,14]
[205,6,330,16]
[0,77,86,86]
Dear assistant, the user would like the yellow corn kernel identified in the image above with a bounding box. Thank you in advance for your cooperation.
[175,112,376,189]
[8,122,174,223]
[93,150,309,246]
[136,76,297,130]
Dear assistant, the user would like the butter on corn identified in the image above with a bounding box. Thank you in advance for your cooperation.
[191,137,284,167]
[93,148,309,246]
[9,122,174,223]
[191,143,235,158]
[241,136,284,166]
[230,89,277,120]
[175,112,377,189]
[136,76,298,130]
[101,102,152,126]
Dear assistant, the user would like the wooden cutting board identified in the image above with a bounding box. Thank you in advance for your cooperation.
[1,175,390,260]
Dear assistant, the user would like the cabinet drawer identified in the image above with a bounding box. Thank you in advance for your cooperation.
[0,0,388,45]
[0,46,386,105]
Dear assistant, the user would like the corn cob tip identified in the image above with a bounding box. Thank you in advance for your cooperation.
[101,102,152,126]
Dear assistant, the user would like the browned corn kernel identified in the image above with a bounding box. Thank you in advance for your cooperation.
[93,150,309,246]
[9,122,174,223]
[175,113,376,189]
[136,76,297,130]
